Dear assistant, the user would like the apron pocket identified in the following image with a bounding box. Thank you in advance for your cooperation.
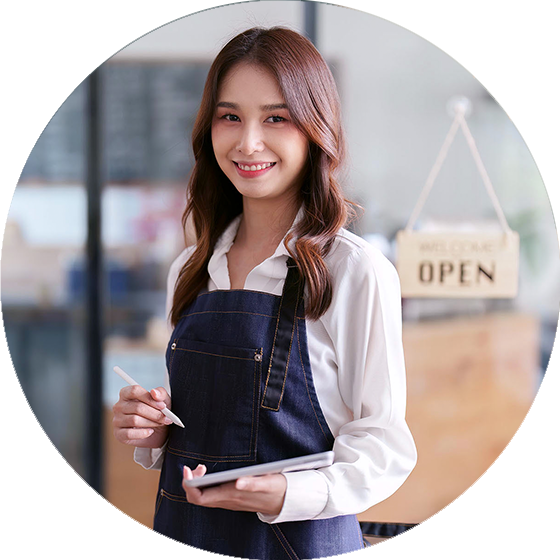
[167,338,262,463]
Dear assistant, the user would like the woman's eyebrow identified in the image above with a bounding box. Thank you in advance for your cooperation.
[216,101,288,111]
[261,103,288,111]
[216,101,238,109]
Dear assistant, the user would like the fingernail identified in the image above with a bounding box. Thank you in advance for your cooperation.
[237,479,246,489]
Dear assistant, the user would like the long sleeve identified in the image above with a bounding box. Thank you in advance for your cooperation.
[258,240,417,523]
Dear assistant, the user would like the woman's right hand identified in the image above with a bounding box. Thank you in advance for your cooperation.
[112,385,173,448]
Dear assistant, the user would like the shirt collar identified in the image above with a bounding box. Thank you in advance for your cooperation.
[207,206,304,289]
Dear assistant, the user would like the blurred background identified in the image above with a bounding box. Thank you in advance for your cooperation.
[1,0,558,545]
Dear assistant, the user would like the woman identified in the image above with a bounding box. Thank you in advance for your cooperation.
[113,26,417,558]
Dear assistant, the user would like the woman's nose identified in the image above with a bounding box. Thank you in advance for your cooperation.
[236,123,264,154]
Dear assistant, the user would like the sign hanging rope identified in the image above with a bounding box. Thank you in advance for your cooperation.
[405,99,512,233]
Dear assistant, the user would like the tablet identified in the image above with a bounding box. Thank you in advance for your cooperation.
[183,451,334,488]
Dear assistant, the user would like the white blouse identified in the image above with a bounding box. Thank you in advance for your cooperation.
[135,213,417,524]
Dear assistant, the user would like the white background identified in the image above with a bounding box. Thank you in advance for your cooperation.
[1,1,558,558]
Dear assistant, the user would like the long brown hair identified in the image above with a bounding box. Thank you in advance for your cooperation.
[171,26,358,327]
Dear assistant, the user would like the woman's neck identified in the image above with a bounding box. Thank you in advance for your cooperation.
[235,198,299,251]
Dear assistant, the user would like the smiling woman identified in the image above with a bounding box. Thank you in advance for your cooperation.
[211,63,309,205]
[112,26,417,559]
[173,26,352,325]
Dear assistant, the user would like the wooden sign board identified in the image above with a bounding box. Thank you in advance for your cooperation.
[396,230,519,298]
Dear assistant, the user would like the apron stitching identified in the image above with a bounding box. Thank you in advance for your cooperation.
[296,319,331,446]
[180,310,277,320]
[354,515,366,548]
[192,288,283,299]
[269,525,300,560]
[276,284,301,407]
[167,448,252,460]
[249,355,260,457]
[275,526,301,560]
[160,489,189,503]
[173,348,254,361]
[154,491,164,516]
[261,285,285,408]
[261,282,300,411]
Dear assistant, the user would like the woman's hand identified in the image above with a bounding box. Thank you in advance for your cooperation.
[182,465,287,516]
[112,385,172,449]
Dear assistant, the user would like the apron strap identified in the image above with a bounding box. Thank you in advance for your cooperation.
[261,257,303,411]
[360,521,417,539]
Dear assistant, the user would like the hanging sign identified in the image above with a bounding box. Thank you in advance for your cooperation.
[397,229,519,298]
[396,97,520,299]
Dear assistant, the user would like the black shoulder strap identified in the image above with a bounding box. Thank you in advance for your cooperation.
[260,257,303,411]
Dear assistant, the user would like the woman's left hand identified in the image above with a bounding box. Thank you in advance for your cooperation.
[182,465,287,516]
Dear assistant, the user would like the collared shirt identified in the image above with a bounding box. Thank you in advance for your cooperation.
[135,212,417,523]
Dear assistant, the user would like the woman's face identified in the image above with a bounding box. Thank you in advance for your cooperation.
[211,63,309,206]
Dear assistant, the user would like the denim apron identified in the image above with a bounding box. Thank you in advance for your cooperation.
[153,258,364,559]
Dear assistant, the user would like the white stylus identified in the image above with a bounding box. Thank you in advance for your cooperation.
[113,365,185,428]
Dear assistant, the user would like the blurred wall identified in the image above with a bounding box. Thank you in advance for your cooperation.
[111,1,559,322]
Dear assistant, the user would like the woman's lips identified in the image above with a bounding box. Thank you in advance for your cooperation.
[233,161,276,178]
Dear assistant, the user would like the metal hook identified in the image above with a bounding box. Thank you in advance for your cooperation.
[446,95,473,119]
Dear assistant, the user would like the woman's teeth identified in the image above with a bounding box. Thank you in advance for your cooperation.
[237,162,275,171]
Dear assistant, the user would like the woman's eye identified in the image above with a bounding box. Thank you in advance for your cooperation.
[220,113,240,122]
[266,115,286,123]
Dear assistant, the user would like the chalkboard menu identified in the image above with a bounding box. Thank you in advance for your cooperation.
[19,62,210,183]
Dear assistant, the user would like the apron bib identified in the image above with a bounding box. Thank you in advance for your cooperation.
[153,258,364,559]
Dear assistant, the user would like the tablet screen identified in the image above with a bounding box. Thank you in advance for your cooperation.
[183,451,334,488]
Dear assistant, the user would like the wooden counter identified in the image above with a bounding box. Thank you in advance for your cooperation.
[359,312,539,525]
